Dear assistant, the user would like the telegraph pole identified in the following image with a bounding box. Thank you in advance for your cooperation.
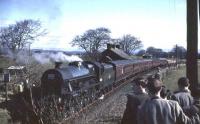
[186,0,199,96]
[176,44,178,65]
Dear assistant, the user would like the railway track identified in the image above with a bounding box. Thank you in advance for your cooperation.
[61,68,159,123]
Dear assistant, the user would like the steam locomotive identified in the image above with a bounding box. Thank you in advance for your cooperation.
[40,44,173,110]
[41,58,168,100]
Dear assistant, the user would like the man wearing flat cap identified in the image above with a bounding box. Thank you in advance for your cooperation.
[137,78,200,124]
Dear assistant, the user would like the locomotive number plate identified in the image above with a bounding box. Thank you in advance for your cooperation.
[48,74,55,80]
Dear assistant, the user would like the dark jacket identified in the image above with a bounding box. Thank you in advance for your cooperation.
[121,93,149,124]
[137,97,199,124]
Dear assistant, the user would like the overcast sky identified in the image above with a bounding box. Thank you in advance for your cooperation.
[0,0,187,51]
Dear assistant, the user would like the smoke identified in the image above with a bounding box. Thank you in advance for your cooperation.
[16,51,30,64]
[2,48,82,64]
[33,52,83,64]
[1,48,31,64]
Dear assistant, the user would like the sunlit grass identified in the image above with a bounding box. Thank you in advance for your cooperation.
[163,66,186,91]
[163,64,200,91]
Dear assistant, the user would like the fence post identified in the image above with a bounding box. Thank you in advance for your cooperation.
[3,72,10,102]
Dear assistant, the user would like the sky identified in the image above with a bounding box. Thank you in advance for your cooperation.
[0,0,187,51]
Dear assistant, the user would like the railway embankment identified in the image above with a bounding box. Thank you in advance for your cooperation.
[67,66,177,124]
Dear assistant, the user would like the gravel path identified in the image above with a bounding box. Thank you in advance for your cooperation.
[69,83,132,124]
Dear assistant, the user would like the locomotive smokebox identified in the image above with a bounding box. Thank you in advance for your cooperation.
[55,62,63,69]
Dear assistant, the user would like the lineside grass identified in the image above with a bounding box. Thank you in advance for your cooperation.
[163,64,200,91]
[163,66,186,91]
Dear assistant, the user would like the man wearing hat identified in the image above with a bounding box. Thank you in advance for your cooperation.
[172,77,194,108]
[121,77,149,124]
[137,78,199,124]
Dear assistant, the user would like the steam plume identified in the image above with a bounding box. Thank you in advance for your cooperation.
[33,52,83,64]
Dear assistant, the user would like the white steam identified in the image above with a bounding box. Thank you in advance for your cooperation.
[1,48,83,64]
[33,52,83,64]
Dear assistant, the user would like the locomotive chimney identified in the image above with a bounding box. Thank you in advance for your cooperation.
[115,45,120,49]
[55,62,62,69]
[107,43,112,50]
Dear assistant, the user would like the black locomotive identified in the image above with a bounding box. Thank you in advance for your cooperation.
[41,59,168,98]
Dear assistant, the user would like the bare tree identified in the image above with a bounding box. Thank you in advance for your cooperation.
[146,47,163,58]
[0,19,46,54]
[118,34,142,55]
[171,45,186,59]
[71,27,111,60]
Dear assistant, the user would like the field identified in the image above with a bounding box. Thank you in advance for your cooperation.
[163,64,200,91]
[163,66,186,91]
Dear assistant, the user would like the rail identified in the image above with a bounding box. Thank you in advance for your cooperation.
[61,68,158,123]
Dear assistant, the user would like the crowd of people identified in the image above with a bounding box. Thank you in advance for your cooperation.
[121,73,200,124]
